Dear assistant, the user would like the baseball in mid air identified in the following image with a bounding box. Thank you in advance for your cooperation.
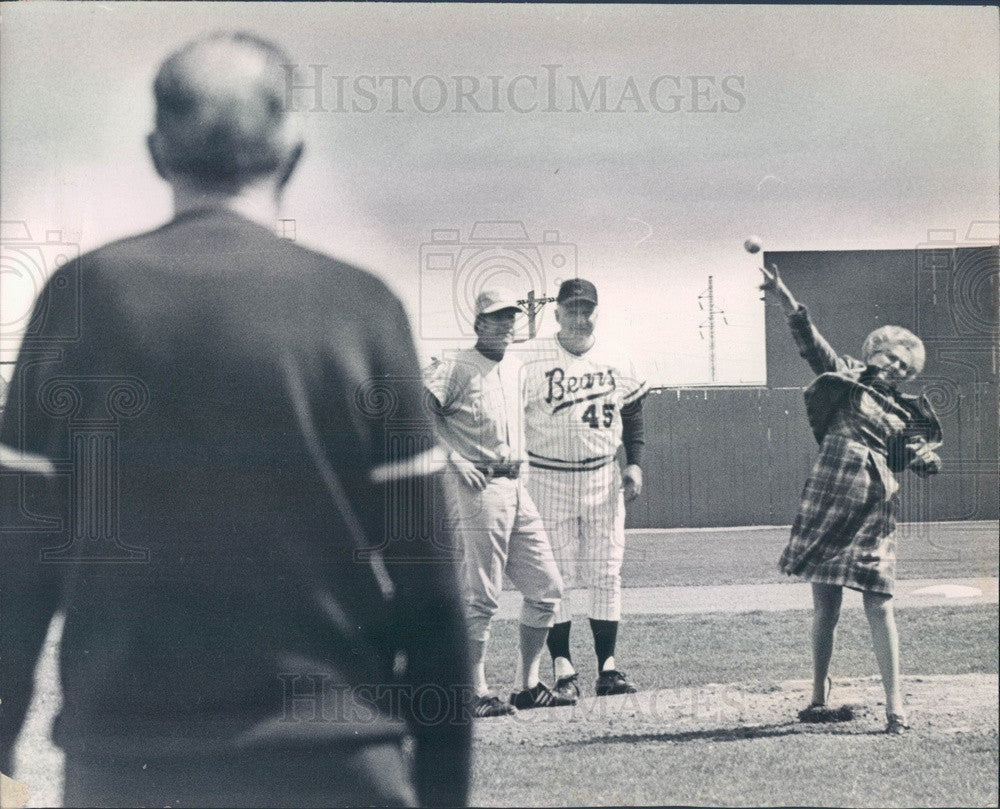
[744,236,762,254]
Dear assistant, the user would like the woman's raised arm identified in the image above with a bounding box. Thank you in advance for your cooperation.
[759,263,864,376]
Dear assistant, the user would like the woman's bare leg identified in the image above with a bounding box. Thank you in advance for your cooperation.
[810,583,843,705]
[863,590,904,717]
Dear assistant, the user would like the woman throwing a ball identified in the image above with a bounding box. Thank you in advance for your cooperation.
[760,263,943,734]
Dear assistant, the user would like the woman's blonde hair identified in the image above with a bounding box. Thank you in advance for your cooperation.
[861,325,926,379]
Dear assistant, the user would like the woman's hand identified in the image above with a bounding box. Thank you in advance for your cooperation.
[759,264,800,315]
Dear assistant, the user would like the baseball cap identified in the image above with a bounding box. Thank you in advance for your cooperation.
[475,288,525,316]
[557,278,598,305]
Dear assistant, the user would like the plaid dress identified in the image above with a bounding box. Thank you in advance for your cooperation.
[778,307,942,595]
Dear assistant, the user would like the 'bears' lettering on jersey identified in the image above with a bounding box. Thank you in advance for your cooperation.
[545,366,617,410]
[522,338,647,465]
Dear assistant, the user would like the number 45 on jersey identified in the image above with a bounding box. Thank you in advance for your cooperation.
[581,402,615,428]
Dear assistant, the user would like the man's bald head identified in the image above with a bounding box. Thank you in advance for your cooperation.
[150,32,302,193]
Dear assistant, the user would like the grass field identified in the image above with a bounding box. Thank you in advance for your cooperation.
[617,521,998,588]
[9,522,999,808]
[474,604,998,807]
[482,604,999,693]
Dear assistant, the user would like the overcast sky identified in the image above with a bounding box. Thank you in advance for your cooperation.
[2,3,997,384]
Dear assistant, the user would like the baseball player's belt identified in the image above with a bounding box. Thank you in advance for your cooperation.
[527,452,613,472]
[474,461,521,479]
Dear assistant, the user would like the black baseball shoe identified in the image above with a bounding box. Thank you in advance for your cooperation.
[595,669,637,696]
[553,673,581,703]
[510,682,577,710]
[474,695,517,718]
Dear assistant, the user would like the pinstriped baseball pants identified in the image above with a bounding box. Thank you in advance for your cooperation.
[526,464,626,623]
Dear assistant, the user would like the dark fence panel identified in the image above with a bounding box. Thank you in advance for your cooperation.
[627,384,998,529]
[631,244,999,529]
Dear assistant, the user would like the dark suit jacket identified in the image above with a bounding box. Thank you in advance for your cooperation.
[0,208,471,805]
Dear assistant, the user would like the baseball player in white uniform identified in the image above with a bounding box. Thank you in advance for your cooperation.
[425,289,575,716]
[522,278,649,698]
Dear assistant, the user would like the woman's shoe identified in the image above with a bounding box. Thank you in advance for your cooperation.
[798,676,834,722]
[798,703,856,723]
[885,713,910,734]
[798,679,857,723]
[798,703,837,722]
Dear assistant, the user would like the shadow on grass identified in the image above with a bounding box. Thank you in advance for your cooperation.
[567,720,886,746]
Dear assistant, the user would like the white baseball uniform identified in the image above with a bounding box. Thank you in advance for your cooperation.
[521,338,648,623]
[425,348,563,642]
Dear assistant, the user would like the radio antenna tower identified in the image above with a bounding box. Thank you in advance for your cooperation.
[698,275,728,382]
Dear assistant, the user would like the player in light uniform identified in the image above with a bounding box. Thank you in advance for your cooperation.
[425,289,574,716]
[522,278,649,698]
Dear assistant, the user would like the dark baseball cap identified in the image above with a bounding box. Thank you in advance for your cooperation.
[557,278,598,305]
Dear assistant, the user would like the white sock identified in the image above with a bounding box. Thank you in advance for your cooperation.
[601,655,616,673]
[524,656,541,689]
[553,656,575,679]
[470,639,490,696]
[518,624,549,689]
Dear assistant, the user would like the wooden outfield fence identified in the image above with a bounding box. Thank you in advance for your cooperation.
[627,385,998,529]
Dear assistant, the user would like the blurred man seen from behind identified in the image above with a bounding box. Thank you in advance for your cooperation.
[0,31,472,808]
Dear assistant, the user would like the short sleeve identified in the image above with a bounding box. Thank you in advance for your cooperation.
[424,359,457,412]
[365,290,443,479]
[621,352,649,406]
[0,263,84,458]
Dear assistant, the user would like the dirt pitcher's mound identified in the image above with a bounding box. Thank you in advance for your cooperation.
[474,673,999,748]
